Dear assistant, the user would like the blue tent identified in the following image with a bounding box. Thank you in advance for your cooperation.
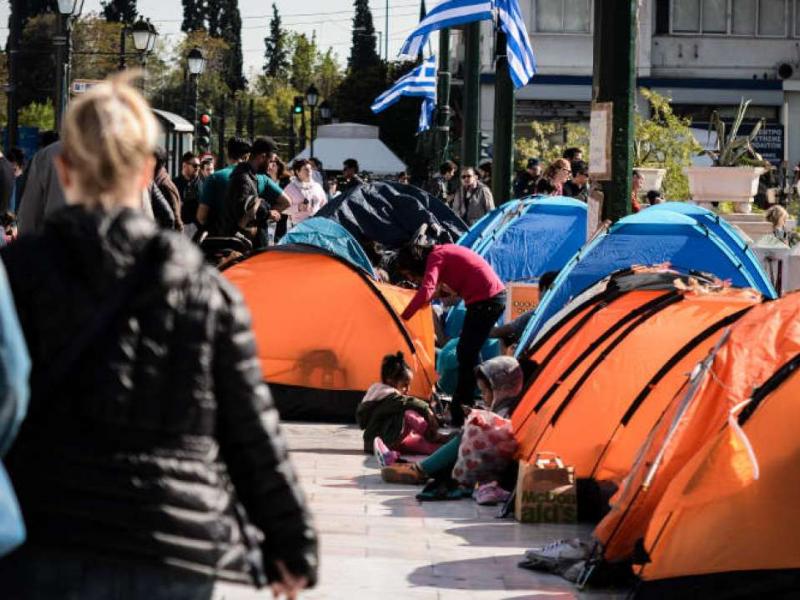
[279,218,378,278]
[647,202,776,298]
[514,208,776,357]
[468,196,587,283]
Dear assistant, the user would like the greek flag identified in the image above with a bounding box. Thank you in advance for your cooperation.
[399,0,493,58]
[371,56,438,132]
[495,0,537,88]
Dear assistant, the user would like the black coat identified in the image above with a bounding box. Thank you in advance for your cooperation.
[0,206,318,586]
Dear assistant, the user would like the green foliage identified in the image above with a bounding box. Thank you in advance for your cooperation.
[515,122,589,167]
[19,101,54,130]
[101,0,137,24]
[72,17,125,82]
[634,88,703,199]
[264,3,290,80]
[290,32,318,93]
[350,0,381,71]
[706,98,767,167]
[181,0,206,33]
[11,0,56,26]
[317,49,343,99]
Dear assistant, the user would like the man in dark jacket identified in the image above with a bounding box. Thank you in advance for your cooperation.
[513,158,541,199]
[0,206,318,594]
[223,137,281,243]
[173,152,203,227]
[563,160,590,202]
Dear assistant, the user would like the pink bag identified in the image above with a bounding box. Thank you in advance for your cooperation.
[451,409,519,486]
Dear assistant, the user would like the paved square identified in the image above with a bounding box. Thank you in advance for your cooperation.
[216,423,622,600]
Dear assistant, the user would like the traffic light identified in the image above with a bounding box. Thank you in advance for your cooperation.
[197,112,212,150]
[292,96,304,115]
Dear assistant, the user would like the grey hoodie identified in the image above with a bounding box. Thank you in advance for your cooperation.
[476,356,523,418]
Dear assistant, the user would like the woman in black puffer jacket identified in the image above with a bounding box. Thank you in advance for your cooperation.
[0,73,317,600]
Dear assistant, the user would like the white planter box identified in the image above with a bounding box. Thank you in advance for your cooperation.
[685,166,765,214]
[635,167,667,194]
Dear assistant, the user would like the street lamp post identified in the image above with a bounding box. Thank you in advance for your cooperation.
[319,100,332,124]
[119,17,158,91]
[306,84,319,160]
[54,0,84,131]
[187,47,206,152]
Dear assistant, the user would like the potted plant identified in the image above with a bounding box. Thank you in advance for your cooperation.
[634,89,702,200]
[685,99,767,214]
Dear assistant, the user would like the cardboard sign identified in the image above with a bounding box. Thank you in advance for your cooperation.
[515,458,578,524]
[506,282,540,322]
[589,102,613,180]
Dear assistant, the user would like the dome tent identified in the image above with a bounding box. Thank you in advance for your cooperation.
[278,217,377,278]
[511,269,760,494]
[316,181,466,250]
[224,246,437,422]
[588,293,800,597]
[514,209,778,359]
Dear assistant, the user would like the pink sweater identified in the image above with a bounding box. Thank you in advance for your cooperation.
[401,244,505,320]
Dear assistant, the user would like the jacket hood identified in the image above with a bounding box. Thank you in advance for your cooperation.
[476,356,523,404]
[43,205,203,295]
[362,382,401,404]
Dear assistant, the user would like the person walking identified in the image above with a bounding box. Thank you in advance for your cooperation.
[16,140,67,236]
[0,74,318,600]
[173,152,203,229]
[397,243,506,426]
[563,160,590,202]
[543,158,572,196]
[341,158,364,191]
[426,160,457,204]
[283,159,327,229]
[451,167,495,225]
[153,147,183,231]
[513,158,541,199]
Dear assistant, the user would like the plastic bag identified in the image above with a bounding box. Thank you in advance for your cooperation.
[451,409,518,486]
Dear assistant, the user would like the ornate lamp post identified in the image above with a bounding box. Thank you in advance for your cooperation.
[54,0,84,130]
[187,48,206,151]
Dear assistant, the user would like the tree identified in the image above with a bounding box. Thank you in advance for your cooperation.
[216,0,246,92]
[181,0,206,33]
[264,3,289,80]
[8,0,56,27]
[515,122,590,166]
[101,0,137,23]
[634,88,703,199]
[316,48,342,99]
[349,0,380,71]
[18,101,54,130]
[72,17,125,82]
[289,33,317,93]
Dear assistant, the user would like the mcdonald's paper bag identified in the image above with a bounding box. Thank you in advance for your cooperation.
[514,456,578,524]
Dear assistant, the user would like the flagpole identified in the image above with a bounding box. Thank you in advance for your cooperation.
[492,26,514,204]
[462,22,481,168]
[436,28,452,162]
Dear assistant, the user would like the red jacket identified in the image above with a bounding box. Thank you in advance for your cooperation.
[401,244,505,320]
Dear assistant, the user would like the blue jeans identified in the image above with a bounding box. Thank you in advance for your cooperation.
[0,546,215,600]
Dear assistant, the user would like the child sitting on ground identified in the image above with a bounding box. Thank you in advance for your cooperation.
[380,355,523,485]
[357,352,445,465]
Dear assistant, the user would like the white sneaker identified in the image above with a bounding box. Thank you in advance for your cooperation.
[524,538,590,564]
[373,436,398,468]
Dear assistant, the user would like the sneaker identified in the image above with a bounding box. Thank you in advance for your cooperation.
[524,538,590,565]
[473,481,511,505]
[373,437,398,468]
[381,462,428,484]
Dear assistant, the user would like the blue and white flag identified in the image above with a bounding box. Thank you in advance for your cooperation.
[494,0,537,88]
[371,56,438,132]
[418,97,436,132]
[399,0,493,58]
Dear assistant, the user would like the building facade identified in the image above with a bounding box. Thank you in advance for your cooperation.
[465,0,798,167]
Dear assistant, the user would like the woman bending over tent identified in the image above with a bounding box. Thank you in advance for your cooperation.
[398,243,506,426]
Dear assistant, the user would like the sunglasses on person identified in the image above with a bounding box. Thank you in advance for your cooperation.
[188,162,201,168]
[461,173,474,180]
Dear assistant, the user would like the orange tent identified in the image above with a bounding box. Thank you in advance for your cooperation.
[511,269,760,492]
[224,247,437,421]
[613,293,800,597]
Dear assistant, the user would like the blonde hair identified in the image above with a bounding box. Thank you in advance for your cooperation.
[60,71,159,208]
[766,205,789,228]
[544,158,571,180]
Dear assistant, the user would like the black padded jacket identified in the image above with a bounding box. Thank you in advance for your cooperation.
[0,205,318,586]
